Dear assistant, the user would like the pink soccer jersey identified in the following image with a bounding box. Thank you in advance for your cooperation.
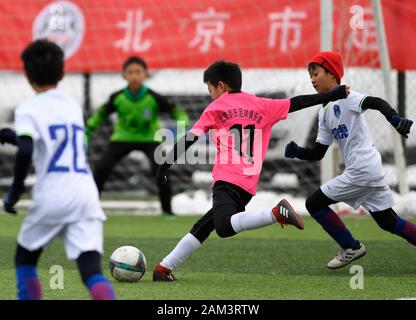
[190,91,290,195]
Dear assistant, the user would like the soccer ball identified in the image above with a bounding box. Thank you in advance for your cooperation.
[109,246,147,282]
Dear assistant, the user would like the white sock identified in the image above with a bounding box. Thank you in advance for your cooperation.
[160,233,201,270]
[230,209,276,233]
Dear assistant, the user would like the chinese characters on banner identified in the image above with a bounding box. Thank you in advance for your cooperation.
[114,9,153,53]
[188,7,230,53]
[268,7,307,53]
[0,0,414,71]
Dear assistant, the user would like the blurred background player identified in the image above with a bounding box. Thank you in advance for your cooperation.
[86,56,190,218]
[153,60,349,281]
[2,40,116,300]
[285,51,415,269]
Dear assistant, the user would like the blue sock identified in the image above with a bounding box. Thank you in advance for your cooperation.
[393,217,416,245]
[86,274,116,300]
[16,265,41,300]
[312,207,360,250]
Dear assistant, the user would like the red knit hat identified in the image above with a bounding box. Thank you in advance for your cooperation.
[309,51,344,83]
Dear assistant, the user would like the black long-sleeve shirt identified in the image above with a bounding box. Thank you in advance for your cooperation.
[10,136,33,194]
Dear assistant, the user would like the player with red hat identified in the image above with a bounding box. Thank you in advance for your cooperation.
[285,51,416,269]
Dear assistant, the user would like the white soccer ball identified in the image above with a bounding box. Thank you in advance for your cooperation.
[109,246,147,282]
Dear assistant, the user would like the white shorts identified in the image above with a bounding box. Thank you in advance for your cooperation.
[321,176,394,212]
[17,218,104,260]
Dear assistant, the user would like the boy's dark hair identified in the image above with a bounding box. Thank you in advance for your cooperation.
[308,63,327,73]
[21,39,64,86]
[308,63,340,84]
[123,56,148,71]
[203,61,242,90]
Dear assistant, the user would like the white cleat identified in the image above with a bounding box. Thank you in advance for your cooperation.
[327,243,366,269]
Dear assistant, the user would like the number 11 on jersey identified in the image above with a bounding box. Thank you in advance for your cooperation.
[230,123,255,163]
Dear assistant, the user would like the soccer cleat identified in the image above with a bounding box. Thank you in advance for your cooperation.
[327,242,366,269]
[162,212,176,221]
[272,199,304,230]
[153,264,177,282]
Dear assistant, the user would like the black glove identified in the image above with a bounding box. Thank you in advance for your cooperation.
[285,141,300,159]
[328,85,348,101]
[85,126,93,144]
[0,128,17,145]
[3,185,25,214]
[390,114,413,138]
[156,166,168,184]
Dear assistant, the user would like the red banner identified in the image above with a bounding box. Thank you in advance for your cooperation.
[0,0,414,72]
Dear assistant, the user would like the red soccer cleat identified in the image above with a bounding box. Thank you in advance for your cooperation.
[272,199,304,230]
[153,264,177,282]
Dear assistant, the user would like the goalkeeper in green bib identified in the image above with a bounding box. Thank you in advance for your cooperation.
[86,56,189,217]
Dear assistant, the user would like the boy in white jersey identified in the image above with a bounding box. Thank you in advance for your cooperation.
[2,40,115,299]
[285,51,415,269]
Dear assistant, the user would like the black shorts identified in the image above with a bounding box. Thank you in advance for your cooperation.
[213,181,252,210]
[190,180,253,242]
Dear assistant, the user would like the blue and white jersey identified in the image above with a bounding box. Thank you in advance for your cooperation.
[316,90,386,187]
[14,88,105,224]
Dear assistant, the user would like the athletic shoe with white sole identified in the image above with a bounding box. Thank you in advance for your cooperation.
[272,199,304,230]
[327,242,366,269]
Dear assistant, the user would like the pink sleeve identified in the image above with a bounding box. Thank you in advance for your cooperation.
[259,97,291,125]
[190,109,217,136]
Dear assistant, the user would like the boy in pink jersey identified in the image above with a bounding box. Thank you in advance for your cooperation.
[153,61,349,281]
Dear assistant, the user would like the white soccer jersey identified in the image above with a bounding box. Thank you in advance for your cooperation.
[316,90,387,187]
[14,88,105,224]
